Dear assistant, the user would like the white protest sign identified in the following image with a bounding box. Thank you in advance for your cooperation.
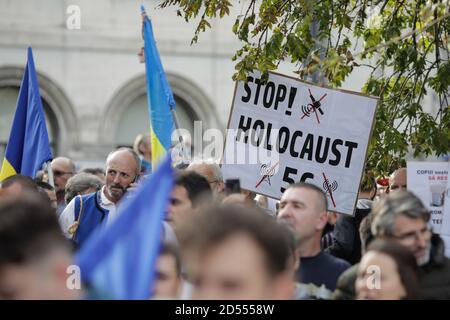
[221,71,378,215]
[407,161,449,234]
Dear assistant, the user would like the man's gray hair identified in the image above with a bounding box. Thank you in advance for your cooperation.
[371,191,430,237]
[65,173,104,204]
[189,159,223,182]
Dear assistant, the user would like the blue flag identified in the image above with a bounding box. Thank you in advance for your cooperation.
[0,47,53,181]
[75,155,174,299]
[141,5,176,168]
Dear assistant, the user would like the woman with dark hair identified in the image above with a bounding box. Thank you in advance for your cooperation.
[356,239,420,300]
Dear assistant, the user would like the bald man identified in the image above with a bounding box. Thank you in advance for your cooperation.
[277,182,350,291]
[59,148,141,248]
[50,157,76,215]
[187,161,225,200]
[388,167,407,193]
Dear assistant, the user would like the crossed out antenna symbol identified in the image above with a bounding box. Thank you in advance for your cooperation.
[322,172,337,208]
[301,89,327,124]
[255,162,279,189]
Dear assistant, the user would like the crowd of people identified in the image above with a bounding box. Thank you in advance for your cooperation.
[0,134,449,300]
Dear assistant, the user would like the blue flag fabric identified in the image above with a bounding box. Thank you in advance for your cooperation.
[0,47,53,181]
[75,155,174,299]
[141,5,176,168]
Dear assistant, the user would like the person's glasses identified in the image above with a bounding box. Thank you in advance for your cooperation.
[389,184,407,191]
[53,170,73,177]
[391,227,432,245]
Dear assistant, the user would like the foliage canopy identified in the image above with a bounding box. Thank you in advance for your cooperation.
[159,0,450,175]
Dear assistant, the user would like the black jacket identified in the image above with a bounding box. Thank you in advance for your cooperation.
[419,234,450,299]
[326,199,372,265]
[333,234,450,300]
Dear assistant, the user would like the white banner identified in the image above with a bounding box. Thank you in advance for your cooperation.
[221,71,377,215]
[407,161,449,234]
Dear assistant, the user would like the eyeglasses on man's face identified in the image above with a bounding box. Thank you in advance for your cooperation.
[52,170,73,177]
[391,226,432,245]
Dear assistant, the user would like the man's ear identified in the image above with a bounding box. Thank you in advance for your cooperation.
[317,211,328,230]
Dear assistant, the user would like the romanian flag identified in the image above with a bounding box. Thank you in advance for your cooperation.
[0,47,53,182]
[141,5,176,169]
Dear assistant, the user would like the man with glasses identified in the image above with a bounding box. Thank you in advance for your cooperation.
[59,148,140,248]
[371,192,434,264]
[370,192,450,299]
[335,191,450,299]
[50,157,76,215]
[388,167,407,193]
[187,160,225,201]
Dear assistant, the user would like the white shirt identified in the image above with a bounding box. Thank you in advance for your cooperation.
[162,221,179,247]
[59,186,117,238]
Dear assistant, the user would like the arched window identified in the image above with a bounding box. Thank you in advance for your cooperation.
[102,73,220,152]
[114,94,198,148]
[0,66,79,161]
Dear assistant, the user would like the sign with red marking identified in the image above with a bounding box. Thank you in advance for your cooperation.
[301,89,327,124]
[322,172,338,208]
[255,161,279,188]
[222,71,378,215]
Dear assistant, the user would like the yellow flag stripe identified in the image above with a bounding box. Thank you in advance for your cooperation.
[0,158,18,182]
[150,127,167,169]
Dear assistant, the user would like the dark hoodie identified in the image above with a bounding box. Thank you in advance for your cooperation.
[326,199,372,265]
[419,234,450,299]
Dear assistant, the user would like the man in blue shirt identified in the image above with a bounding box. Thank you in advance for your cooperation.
[59,148,141,248]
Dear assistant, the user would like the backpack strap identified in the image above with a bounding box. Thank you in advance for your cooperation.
[68,195,84,239]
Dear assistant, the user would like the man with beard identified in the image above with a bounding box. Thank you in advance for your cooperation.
[59,148,140,248]
[335,191,450,299]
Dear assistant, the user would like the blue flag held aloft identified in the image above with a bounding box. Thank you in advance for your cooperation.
[0,47,53,181]
[75,155,174,299]
[141,4,176,169]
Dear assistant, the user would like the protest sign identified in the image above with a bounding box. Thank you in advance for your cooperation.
[407,161,449,233]
[221,71,378,215]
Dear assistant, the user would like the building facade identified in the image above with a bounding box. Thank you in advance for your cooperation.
[0,0,241,167]
[0,0,440,168]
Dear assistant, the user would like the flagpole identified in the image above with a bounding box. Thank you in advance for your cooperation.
[46,161,55,188]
